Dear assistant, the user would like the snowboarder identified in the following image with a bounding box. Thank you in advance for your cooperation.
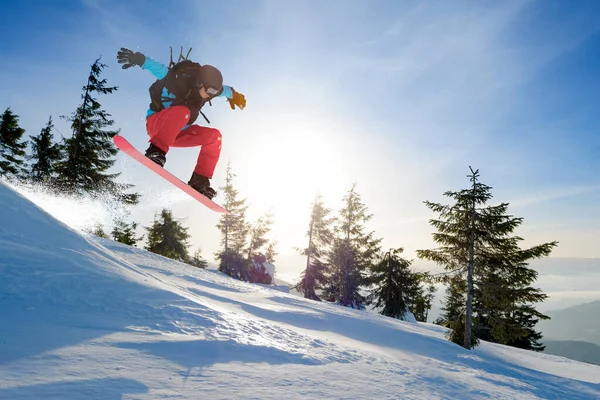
[116,47,246,199]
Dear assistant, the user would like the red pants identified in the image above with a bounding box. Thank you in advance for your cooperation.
[146,106,222,178]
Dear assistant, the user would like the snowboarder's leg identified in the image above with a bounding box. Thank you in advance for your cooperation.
[169,125,221,199]
[171,125,222,179]
[145,106,191,153]
[113,135,228,212]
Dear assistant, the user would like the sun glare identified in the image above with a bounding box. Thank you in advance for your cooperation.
[236,116,350,256]
[255,121,346,197]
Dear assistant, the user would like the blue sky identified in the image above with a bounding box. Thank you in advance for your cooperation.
[1,0,600,282]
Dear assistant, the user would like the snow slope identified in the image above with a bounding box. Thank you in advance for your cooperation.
[1,181,599,400]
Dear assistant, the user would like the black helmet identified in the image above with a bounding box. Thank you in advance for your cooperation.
[197,65,223,95]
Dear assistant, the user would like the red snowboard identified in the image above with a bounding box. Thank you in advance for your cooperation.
[114,135,229,214]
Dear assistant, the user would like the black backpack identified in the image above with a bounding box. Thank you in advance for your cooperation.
[168,60,203,86]
[148,47,213,124]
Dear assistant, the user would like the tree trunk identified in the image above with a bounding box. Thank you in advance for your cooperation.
[77,72,92,138]
[305,215,314,298]
[225,214,229,252]
[464,173,477,349]
[343,235,351,306]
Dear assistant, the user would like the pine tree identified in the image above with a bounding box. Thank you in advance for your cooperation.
[246,212,274,260]
[473,237,554,351]
[216,162,249,254]
[190,248,208,269]
[410,280,437,322]
[55,58,138,204]
[324,184,382,309]
[265,242,278,263]
[500,305,549,351]
[321,238,352,302]
[111,220,142,246]
[365,248,420,319]
[296,193,334,300]
[90,223,109,238]
[245,213,277,284]
[217,250,250,280]
[297,259,328,301]
[417,168,490,348]
[434,280,468,344]
[0,107,28,178]
[417,167,557,350]
[216,162,250,278]
[145,209,191,263]
[28,116,63,183]
[439,281,466,327]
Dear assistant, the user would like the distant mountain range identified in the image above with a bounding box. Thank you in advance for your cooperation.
[543,340,600,366]
[538,300,600,365]
[538,300,600,346]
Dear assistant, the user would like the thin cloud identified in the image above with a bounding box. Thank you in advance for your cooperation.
[509,185,600,208]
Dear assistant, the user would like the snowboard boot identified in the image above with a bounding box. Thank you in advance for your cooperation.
[188,172,217,200]
[144,143,166,167]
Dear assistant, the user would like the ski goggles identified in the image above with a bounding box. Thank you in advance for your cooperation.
[205,86,220,95]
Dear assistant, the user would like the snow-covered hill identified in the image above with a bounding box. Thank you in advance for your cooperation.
[1,181,599,400]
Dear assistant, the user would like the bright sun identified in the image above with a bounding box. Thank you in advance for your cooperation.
[253,119,346,198]
[235,115,351,254]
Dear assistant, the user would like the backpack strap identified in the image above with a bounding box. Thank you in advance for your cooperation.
[169,45,193,68]
[199,109,211,124]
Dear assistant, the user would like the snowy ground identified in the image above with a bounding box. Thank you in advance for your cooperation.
[1,181,599,400]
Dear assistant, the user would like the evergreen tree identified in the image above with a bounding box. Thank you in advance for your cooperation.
[417,167,491,348]
[111,220,142,246]
[216,162,250,277]
[246,212,274,260]
[217,250,250,280]
[55,58,138,204]
[216,161,249,254]
[418,167,557,350]
[499,304,549,351]
[190,248,208,269]
[90,223,109,238]
[28,116,63,183]
[297,259,329,301]
[365,248,419,320]
[324,184,382,308]
[409,279,437,323]
[0,107,28,178]
[434,280,468,345]
[473,241,554,351]
[296,193,334,300]
[224,211,277,283]
[321,238,352,302]
[439,281,466,327]
[264,242,278,263]
[145,209,191,263]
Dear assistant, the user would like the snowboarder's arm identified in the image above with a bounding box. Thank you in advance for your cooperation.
[224,87,246,110]
[117,48,167,79]
[219,86,233,99]
[141,57,169,80]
